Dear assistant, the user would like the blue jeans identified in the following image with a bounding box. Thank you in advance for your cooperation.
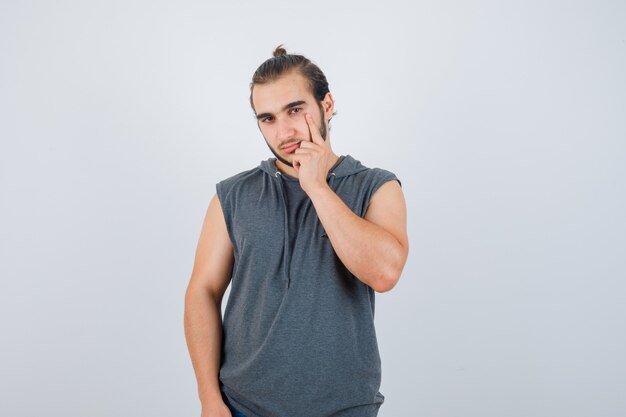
[228,405,246,417]
[222,392,247,417]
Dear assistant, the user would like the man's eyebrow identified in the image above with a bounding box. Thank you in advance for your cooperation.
[255,100,307,120]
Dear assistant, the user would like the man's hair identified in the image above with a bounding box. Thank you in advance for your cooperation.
[249,45,331,112]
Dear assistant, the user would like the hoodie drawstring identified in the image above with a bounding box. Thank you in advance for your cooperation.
[274,170,338,289]
[274,171,292,288]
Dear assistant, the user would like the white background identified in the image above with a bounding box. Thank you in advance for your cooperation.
[1,1,625,416]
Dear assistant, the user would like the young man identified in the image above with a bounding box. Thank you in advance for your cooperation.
[184,46,409,417]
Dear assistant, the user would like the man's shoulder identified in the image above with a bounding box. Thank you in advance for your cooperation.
[340,155,399,185]
[359,165,397,177]
[218,165,263,186]
[215,163,269,201]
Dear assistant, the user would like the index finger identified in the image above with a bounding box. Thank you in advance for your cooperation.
[305,113,325,145]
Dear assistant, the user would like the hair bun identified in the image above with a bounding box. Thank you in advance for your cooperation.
[273,45,287,57]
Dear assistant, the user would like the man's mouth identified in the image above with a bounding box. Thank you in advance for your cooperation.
[281,142,301,154]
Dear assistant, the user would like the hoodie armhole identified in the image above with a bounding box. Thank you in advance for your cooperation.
[215,182,237,251]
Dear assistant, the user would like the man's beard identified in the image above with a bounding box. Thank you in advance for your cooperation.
[265,106,328,168]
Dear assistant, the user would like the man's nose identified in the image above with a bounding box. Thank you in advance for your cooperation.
[276,118,296,142]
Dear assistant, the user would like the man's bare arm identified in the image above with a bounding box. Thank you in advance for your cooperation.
[307,180,409,292]
[294,112,408,292]
[184,194,234,416]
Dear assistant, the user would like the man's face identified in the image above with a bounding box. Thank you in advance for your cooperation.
[252,71,332,168]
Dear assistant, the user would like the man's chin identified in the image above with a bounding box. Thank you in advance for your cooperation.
[267,145,294,168]
[277,156,294,168]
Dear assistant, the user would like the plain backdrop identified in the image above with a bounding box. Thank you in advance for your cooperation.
[1,1,625,416]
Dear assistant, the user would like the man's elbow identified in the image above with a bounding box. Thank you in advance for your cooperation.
[372,267,403,293]
[372,247,407,293]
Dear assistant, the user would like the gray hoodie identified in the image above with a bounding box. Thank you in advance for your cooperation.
[216,155,399,417]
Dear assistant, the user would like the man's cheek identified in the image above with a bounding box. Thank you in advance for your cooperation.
[299,120,312,141]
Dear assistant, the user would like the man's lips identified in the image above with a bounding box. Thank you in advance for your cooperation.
[281,142,301,154]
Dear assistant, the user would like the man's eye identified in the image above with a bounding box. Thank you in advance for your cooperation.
[290,107,302,114]
[262,116,273,122]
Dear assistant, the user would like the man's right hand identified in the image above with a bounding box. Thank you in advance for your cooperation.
[201,400,232,417]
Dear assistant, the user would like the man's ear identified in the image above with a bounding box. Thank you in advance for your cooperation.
[322,92,335,121]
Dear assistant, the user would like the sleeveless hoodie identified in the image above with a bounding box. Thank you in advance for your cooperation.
[216,155,399,417]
